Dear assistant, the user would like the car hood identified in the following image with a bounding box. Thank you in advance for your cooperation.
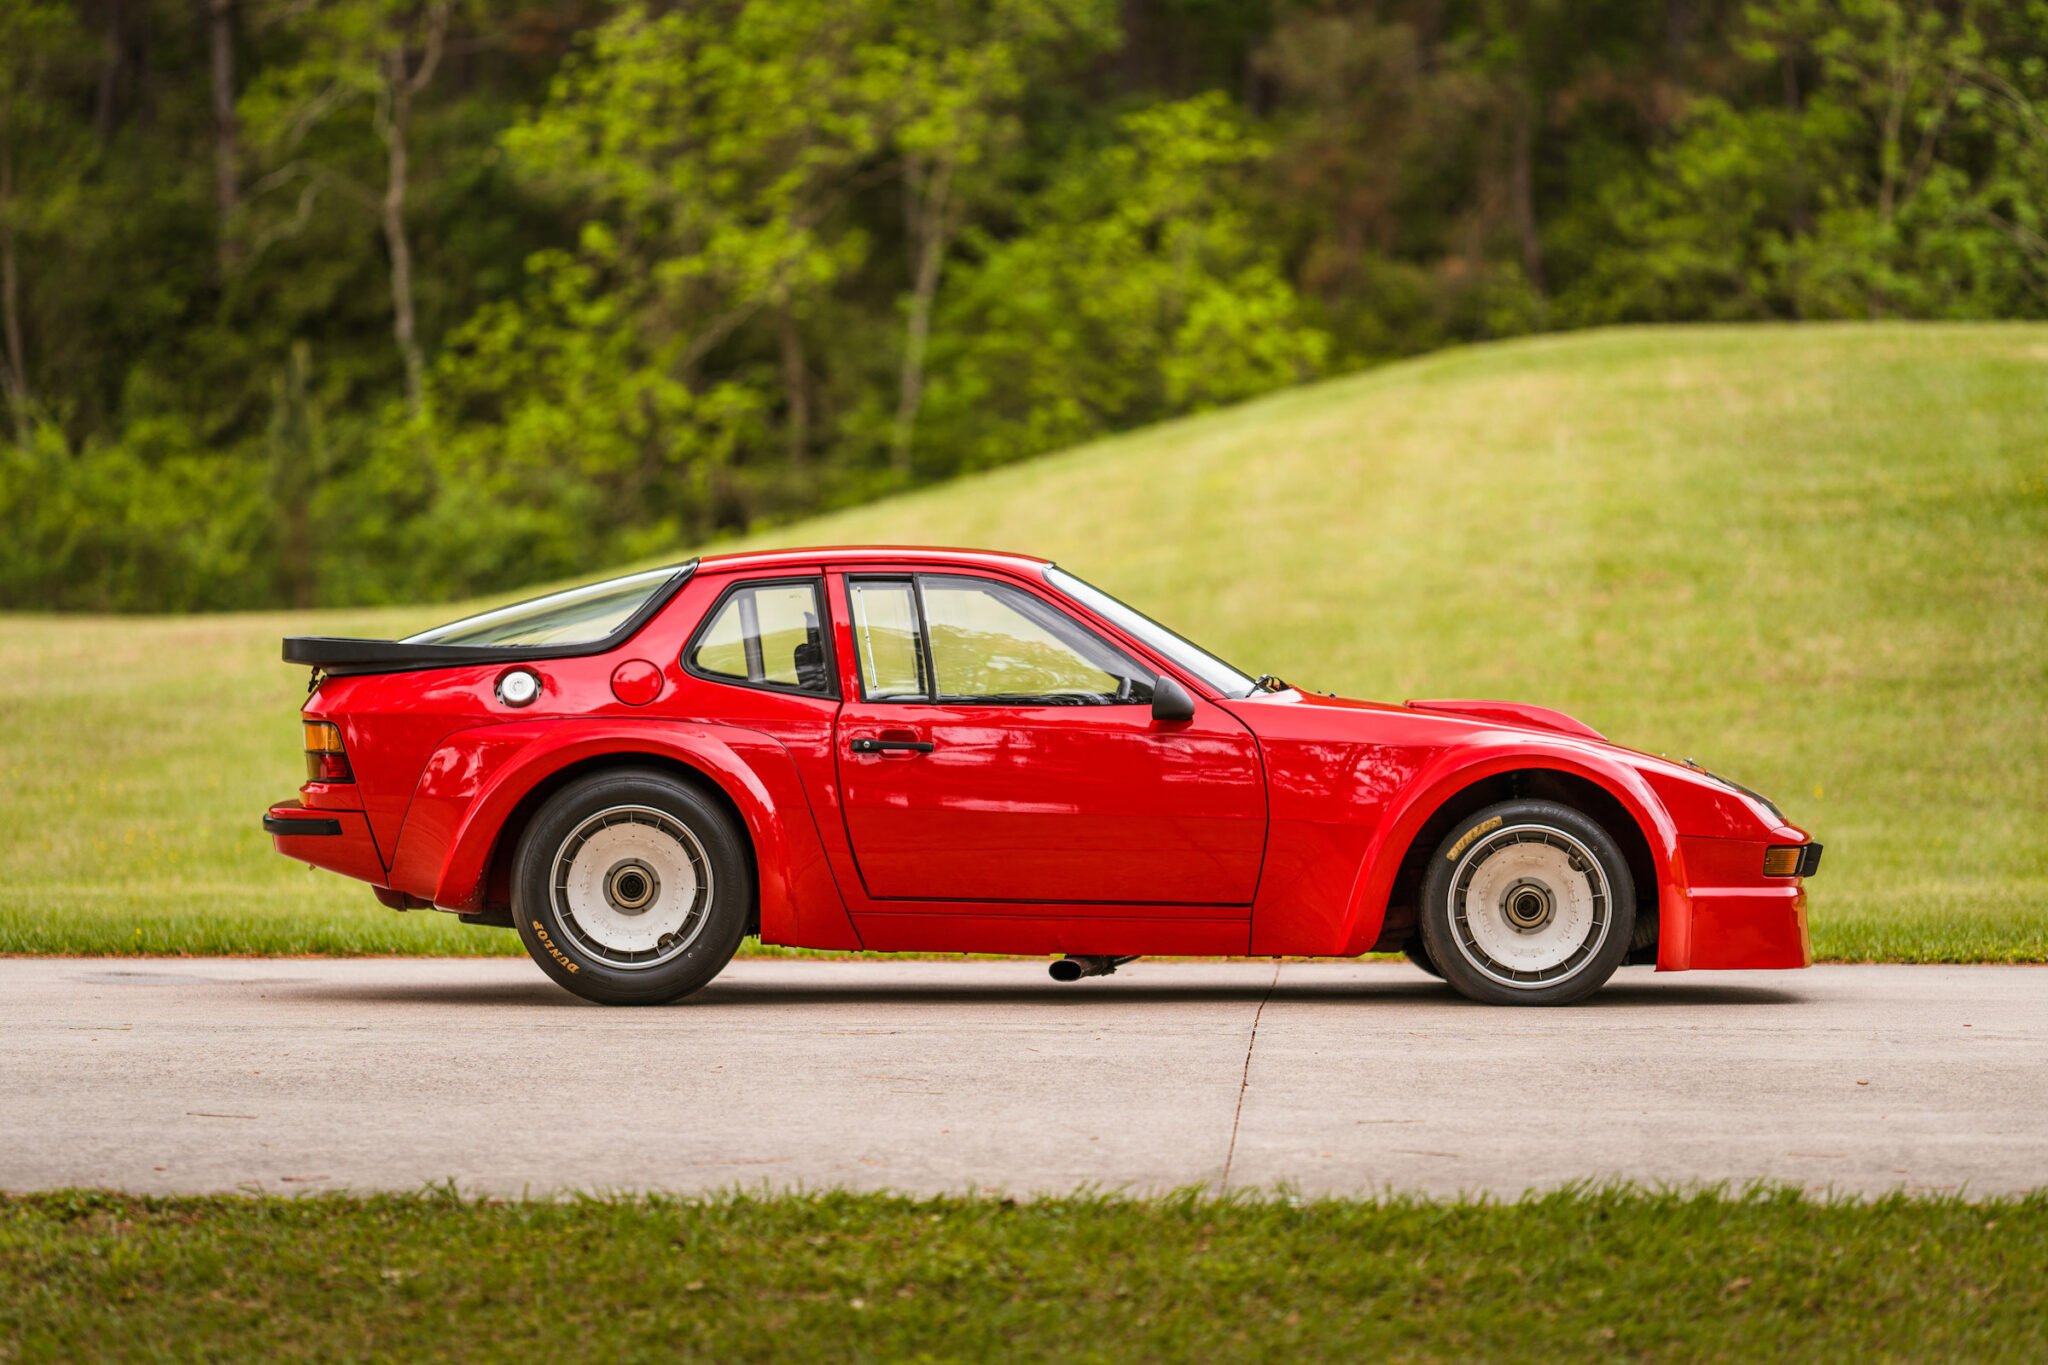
[1229,688,1612,746]
[1401,698,1606,742]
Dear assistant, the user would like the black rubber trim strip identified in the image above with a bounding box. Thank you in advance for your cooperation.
[282,561,697,676]
[264,813,344,836]
[1798,842,1824,877]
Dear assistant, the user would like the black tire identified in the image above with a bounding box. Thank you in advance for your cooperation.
[1418,799,1635,1007]
[1401,937,1445,979]
[512,768,749,1005]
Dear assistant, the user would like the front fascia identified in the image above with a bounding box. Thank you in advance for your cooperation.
[1640,763,1815,970]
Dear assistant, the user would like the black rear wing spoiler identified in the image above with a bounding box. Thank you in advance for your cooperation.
[283,561,696,678]
[281,636,563,676]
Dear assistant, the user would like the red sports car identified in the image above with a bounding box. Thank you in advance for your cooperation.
[267,547,1818,1006]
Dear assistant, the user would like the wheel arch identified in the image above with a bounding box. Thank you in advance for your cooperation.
[481,753,759,935]
[1372,769,1660,962]
[1343,742,1690,964]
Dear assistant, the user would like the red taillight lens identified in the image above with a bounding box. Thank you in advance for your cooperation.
[303,720,354,784]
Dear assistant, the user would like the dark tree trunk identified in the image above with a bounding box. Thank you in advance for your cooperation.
[891,154,955,475]
[209,0,242,273]
[778,304,810,467]
[0,136,28,446]
[94,0,148,140]
[374,4,447,420]
[380,57,425,416]
[1509,91,1545,297]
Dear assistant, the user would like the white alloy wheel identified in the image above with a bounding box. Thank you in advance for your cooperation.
[1446,824,1612,989]
[549,804,713,970]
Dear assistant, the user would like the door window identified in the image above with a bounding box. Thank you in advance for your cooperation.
[847,580,929,700]
[848,574,1152,705]
[686,580,832,695]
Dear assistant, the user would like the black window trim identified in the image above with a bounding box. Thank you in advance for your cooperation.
[681,574,840,700]
[844,571,1152,708]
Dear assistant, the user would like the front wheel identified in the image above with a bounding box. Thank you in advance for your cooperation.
[512,768,750,1005]
[1418,799,1635,1006]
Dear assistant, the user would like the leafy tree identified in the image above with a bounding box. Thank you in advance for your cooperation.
[1562,0,2048,321]
[240,0,460,415]
[861,0,1116,473]
[918,93,1331,471]
[416,0,895,588]
[0,0,91,446]
[3,0,2046,612]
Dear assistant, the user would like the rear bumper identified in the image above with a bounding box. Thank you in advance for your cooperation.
[265,800,387,885]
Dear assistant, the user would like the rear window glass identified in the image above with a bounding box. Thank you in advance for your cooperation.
[688,581,832,695]
[404,567,684,648]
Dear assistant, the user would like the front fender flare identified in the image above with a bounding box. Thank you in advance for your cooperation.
[1337,736,1693,967]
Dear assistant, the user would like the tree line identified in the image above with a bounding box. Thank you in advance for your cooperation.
[3,0,2044,611]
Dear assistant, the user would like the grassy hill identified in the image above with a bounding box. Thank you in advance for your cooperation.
[4,323,2043,960]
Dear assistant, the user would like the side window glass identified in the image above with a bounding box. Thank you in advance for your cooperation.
[920,576,1152,704]
[688,581,831,695]
[848,580,928,699]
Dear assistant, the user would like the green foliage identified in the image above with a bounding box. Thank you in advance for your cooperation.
[1560,0,2048,322]
[0,0,2045,610]
[919,93,1332,470]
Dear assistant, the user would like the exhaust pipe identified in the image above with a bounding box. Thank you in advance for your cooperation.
[1049,955,1138,982]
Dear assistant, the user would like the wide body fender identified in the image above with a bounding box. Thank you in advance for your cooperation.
[1332,735,1692,966]
[385,717,858,950]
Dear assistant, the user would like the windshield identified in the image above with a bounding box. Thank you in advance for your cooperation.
[1045,567,1258,699]
[404,566,686,648]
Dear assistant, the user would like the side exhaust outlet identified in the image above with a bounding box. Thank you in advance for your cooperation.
[1049,955,1138,982]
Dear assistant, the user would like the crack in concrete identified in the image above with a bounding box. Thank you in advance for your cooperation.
[1218,961,1281,1191]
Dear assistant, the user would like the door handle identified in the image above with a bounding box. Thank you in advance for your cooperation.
[849,738,935,754]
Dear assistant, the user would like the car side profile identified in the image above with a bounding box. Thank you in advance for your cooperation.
[265,547,1818,1006]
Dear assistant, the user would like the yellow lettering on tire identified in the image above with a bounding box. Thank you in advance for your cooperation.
[531,920,580,973]
[1446,815,1504,862]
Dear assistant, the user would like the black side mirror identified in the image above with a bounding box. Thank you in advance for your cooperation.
[1151,674,1196,723]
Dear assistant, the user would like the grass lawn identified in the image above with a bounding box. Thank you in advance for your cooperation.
[3,1187,2043,1360]
[3,323,2043,961]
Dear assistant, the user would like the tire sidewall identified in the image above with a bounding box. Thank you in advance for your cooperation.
[1418,798,1636,1006]
[513,769,749,1005]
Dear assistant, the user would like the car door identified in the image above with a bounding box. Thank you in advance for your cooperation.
[832,571,1266,907]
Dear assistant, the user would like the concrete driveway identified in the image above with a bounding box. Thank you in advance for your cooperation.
[2,958,2042,1198]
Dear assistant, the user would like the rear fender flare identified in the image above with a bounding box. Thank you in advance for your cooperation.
[1340,737,1691,965]
[427,720,850,946]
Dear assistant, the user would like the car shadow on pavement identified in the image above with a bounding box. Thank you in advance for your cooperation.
[281,975,1803,1010]
[689,980,1804,1009]
[1583,981,1805,1007]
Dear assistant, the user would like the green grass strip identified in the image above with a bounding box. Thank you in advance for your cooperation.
[3,1187,2044,1360]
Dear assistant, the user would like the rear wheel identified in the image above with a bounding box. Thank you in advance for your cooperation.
[1401,937,1444,979]
[513,768,749,1005]
[1418,799,1634,1006]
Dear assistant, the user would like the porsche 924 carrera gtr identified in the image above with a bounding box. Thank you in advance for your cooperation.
[266,547,1819,1006]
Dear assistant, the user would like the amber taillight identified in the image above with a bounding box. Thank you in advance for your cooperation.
[303,720,354,783]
